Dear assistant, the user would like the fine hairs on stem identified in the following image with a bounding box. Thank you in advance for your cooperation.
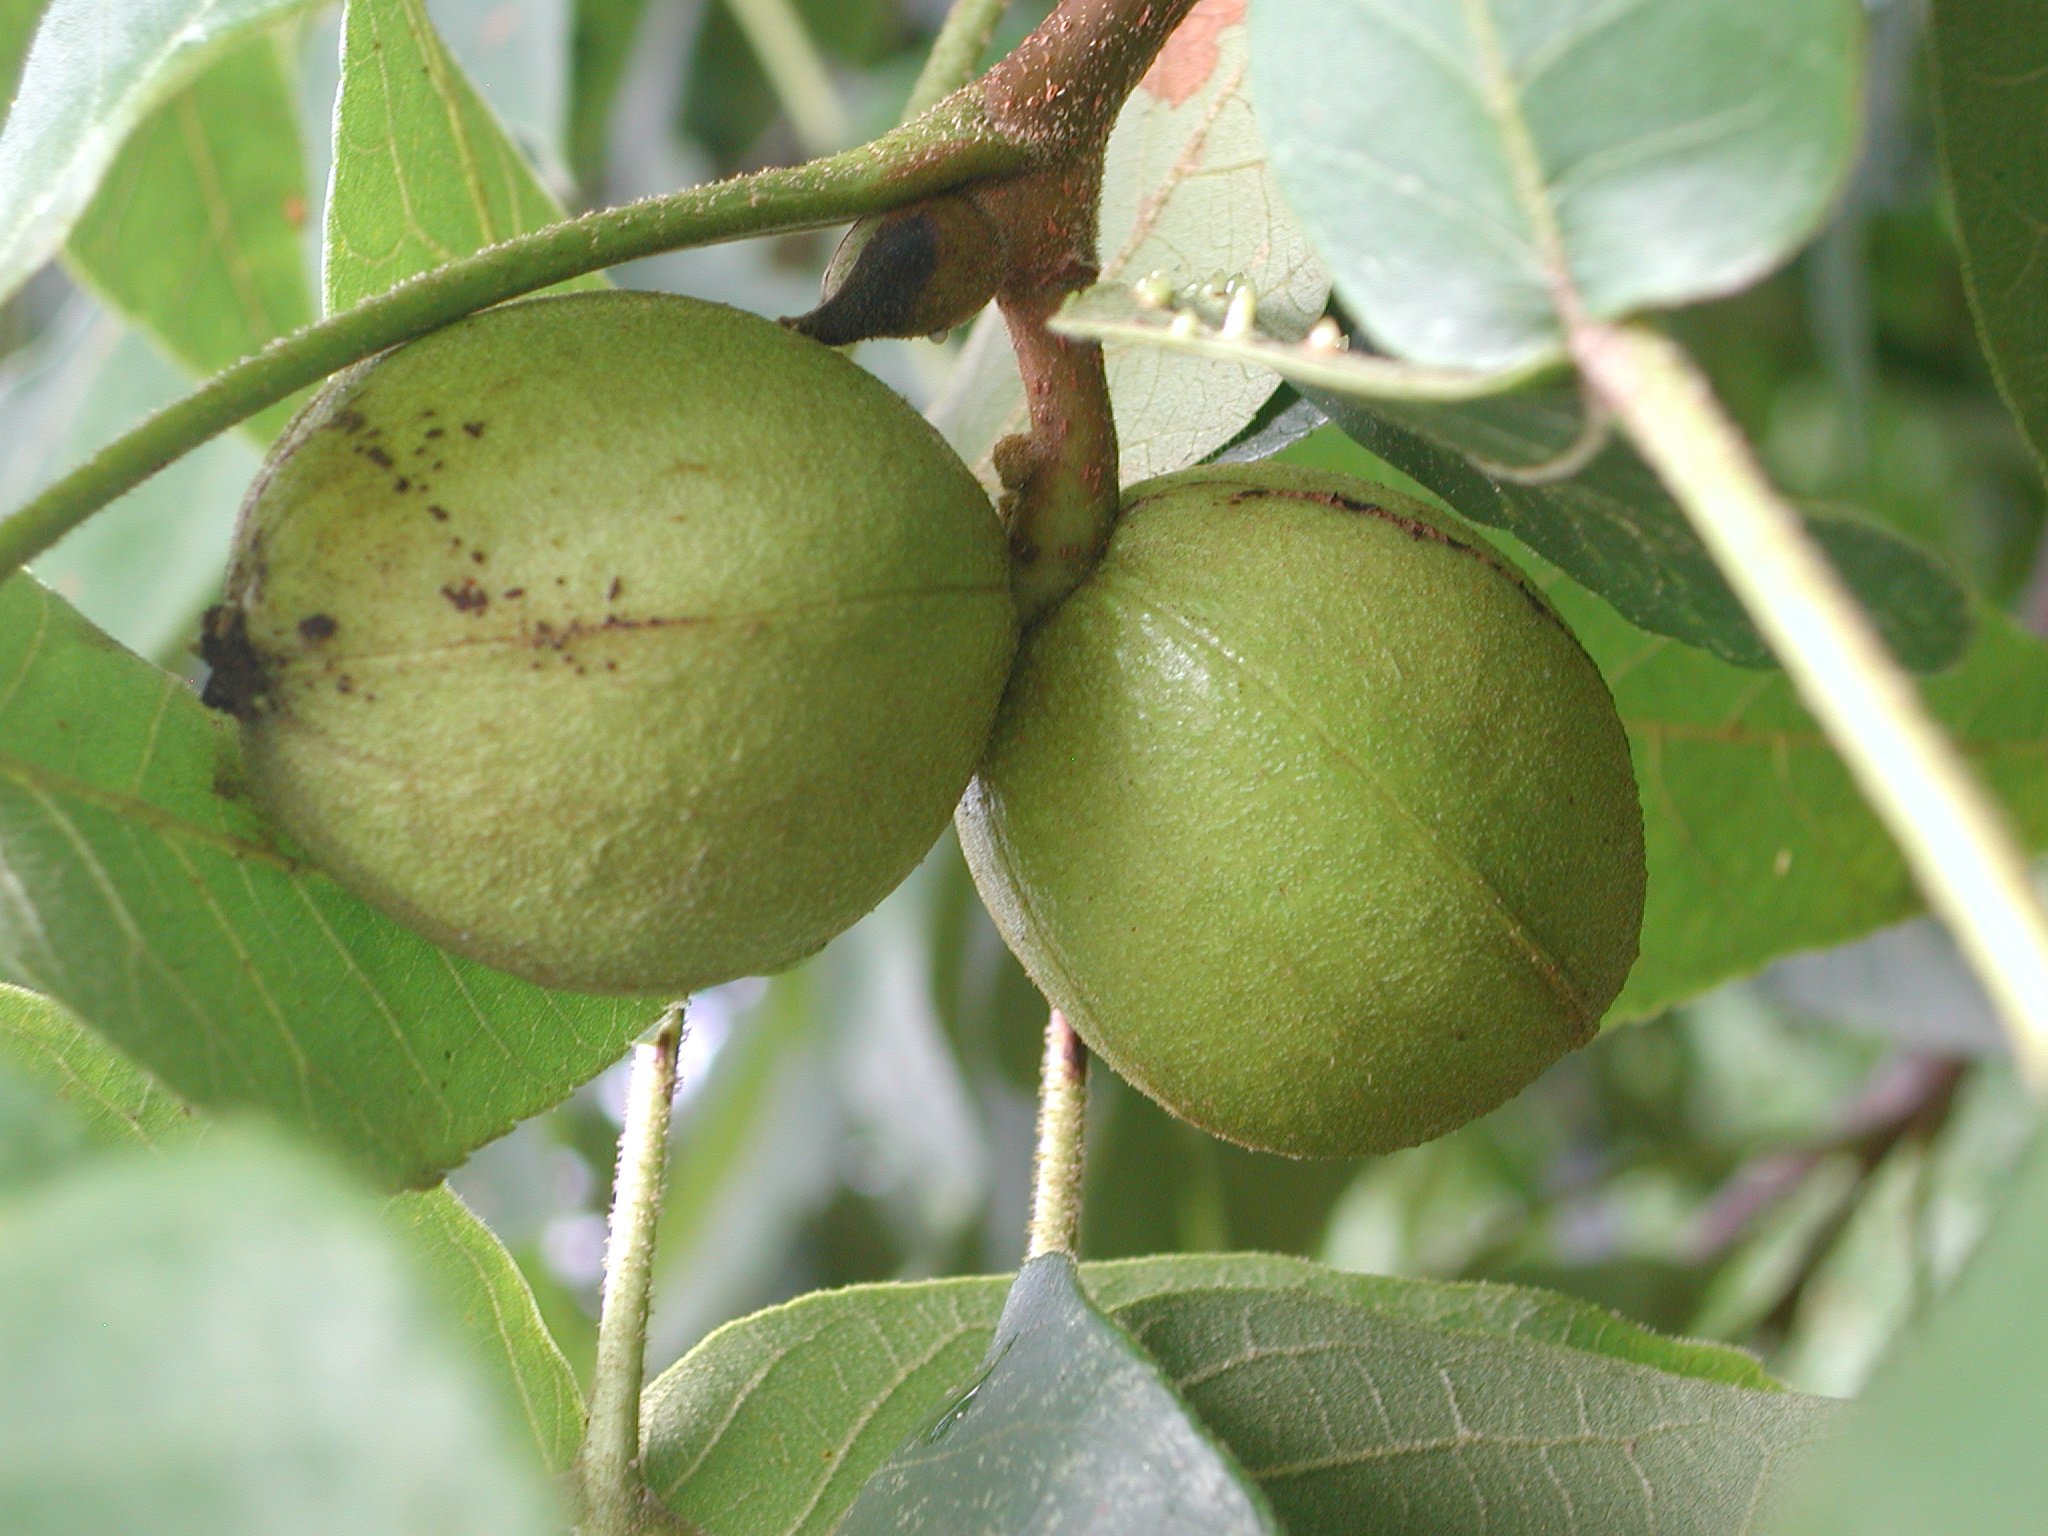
[580,1007,685,1536]
[1027,1010,1090,1258]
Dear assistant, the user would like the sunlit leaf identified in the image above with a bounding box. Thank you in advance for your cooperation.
[930,0,1328,487]
[325,0,599,314]
[0,0,317,306]
[1250,0,1863,371]
[0,981,192,1148]
[67,34,315,442]
[0,574,645,1188]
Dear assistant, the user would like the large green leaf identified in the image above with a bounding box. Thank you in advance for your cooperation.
[1311,388,1971,671]
[326,0,598,314]
[0,0,316,306]
[0,574,645,1187]
[1249,0,1863,372]
[0,1129,562,1535]
[1758,1115,2048,1534]
[837,1254,1279,1535]
[0,978,588,1472]
[931,3,1328,488]
[67,34,315,442]
[1282,428,2048,1018]
[1930,0,2048,477]
[643,1253,1821,1536]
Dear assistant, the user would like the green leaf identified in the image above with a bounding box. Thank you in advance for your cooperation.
[0,979,588,1474]
[680,0,893,167]
[0,1128,562,1535]
[0,981,193,1148]
[66,35,315,443]
[643,1253,1817,1536]
[931,6,1329,488]
[0,573,646,1188]
[837,1253,1280,1535]
[569,0,656,185]
[387,1184,588,1475]
[0,0,317,307]
[1758,1116,2048,1535]
[1930,0,2048,477]
[1311,388,1972,671]
[1562,577,2048,1020]
[1249,0,1864,371]
[0,0,41,116]
[326,0,600,314]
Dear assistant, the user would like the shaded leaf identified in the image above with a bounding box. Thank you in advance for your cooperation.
[838,1253,1279,1535]
[680,0,894,167]
[1314,386,1972,671]
[569,0,655,185]
[1250,0,1863,371]
[66,35,314,443]
[1930,0,2048,476]
[0,0,316,306]
[1758,1114,2048,1535]
[643,1253,1813,1536]
[0,573,645,1187]
[0,0,40,116]
[325,0,599,314]
[930,0,1327,486]
[0,1128,562,1535]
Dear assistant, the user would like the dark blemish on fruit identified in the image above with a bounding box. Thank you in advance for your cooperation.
[523,612,706,651]
[605,660,618,671]
[393,477,411,493]
[419,408,437,418]
[441,579,489,612]
[503,587,525,599]
[326,408,367,435]
[470,549,487,565]
[366,446,394,468]
[428,505,449,521]
[198,604,270,719]
[432,460,446,471]
[608,577,623,601]
[337,675,355,694]
[667,460,709,476]
[425,426,445,440]
[297,613,338,643]
[463,421,485,438]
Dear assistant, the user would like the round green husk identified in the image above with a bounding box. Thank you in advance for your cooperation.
[958,463,1645,1157]
[209,291,1015,995]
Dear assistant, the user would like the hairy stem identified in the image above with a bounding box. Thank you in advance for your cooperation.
[581,1009,685,1536]
[1578,321,2048,1091]
[0,103,1027,581]
[721,0,852,156]
[1027,1009,1090,1258]
[906,0,1013,120]
[984,0,1199,146]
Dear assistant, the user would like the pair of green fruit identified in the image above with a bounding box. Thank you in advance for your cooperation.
[204,292,1645,1158]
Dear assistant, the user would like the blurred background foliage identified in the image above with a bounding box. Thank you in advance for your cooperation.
[3,0,2041,1401]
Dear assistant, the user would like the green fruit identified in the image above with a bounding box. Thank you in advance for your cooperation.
[204,291,1015,995]
[959,463,1644,1157]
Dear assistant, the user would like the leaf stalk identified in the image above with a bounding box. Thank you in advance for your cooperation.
[1577,321,2048,1091]
[1027,1009,1090,1258]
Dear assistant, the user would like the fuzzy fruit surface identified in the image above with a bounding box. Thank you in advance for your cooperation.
[958,464,1645,1157]
[207,292,1015,995]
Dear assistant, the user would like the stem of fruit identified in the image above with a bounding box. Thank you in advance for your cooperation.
[1577,321,2048,1092]
[1027,1009,1090,1258]
[976,0,1199,622]
[906,0,1013,120]
[581,1008,685,1536]
[721,0,852,156]
[0,103,1028,582]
